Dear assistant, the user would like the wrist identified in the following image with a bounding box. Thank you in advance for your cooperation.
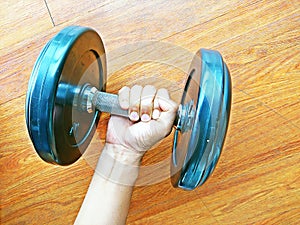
[94,143,142,186]
[103,143,144,165]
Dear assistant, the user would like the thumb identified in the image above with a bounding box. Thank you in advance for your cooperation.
[158,97,178,125]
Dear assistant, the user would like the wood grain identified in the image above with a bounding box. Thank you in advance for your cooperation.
[0,0,53,51]
[1,0,299,224]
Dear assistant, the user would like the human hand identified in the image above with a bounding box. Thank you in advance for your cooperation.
[105,85,178,163]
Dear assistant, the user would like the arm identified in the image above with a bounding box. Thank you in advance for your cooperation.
[74,85,177,225]
[74,144,141,225]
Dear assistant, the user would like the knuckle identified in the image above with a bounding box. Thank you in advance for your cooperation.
[144,85,156,91]
[132,84,142,91]
[119,86,130,93]
[158,88,168,95]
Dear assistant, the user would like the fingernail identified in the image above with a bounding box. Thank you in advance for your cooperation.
[141,114,151,122]
[130,111,139,121]
[152,109,160,119]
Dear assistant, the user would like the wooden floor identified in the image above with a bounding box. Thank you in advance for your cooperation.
[1,0,299,224]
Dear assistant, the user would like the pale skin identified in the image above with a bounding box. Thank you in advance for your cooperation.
[74,85,178,225]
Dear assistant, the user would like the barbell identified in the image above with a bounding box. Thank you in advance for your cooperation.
[25,26,231,190]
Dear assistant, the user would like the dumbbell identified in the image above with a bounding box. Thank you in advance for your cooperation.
[25,26,231,190]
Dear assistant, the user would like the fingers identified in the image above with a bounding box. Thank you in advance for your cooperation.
[155,88,178,125]
[118,86,130,109]
[155,88,177,111]
[152,90,162,120]
[118,85,177,122]
[152,88,170,119]
[140,85,156,122]
[129,85,143,121]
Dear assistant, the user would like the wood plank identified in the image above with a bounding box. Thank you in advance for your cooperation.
[132,197,218,225]
[201,153,300,224]
[132,152,300,224]
[128,153,300,224]
[45,0,110,26]
[0,27,63,104]
[45,0,276,51]
[0,96,92,224]
[0,0,53,51]
[164,0,299,50]
[1,0,300,224]
[46,0,247,39]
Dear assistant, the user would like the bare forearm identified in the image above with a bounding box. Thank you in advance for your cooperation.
[74,144,142,225]
[75,85,177,224]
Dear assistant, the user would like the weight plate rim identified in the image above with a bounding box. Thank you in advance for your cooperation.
[25,26,104,165]
[171,48,232,190]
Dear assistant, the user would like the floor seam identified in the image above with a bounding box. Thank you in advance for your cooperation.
[235,87,300,130]
[44,0,55,27]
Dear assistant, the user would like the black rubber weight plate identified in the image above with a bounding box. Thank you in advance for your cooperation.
[26,26,106,165]
[171,49,231,190]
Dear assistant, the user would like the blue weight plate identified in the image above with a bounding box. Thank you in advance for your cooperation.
[171,49,231,190]
[25,26,106,165]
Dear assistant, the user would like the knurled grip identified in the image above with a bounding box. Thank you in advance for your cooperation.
[92,91,129,117]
